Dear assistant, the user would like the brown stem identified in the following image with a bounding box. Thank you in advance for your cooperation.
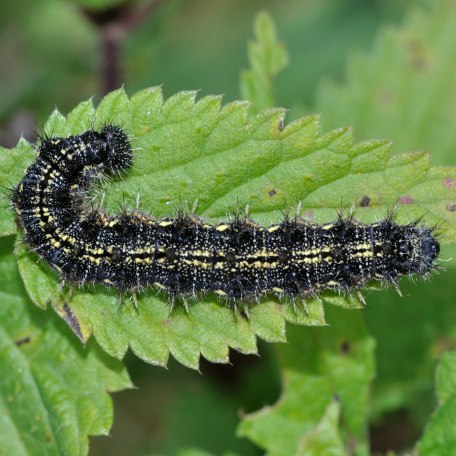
[81,0,165,95]
[100,23,123,93]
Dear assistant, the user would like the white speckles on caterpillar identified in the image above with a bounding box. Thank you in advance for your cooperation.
[12,125,441,302]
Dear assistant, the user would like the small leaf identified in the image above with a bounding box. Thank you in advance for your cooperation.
[240,11,289,114]
[418,351,456,455]
[237,307,375,456]
[297,400,348,456]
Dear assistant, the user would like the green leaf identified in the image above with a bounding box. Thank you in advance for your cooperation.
[0,237,132,456]
[418,351,456,455]
[15,242,59,311]
[240,11,289,114]
[237,307,375,456]
[0,141,35,236]
[3,86,456,369]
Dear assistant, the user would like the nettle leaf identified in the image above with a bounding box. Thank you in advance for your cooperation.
[0,237,131,455]
[0,141,35,236]
[418,351,456,454]
[238,307,375,456]
[3,86,456,369]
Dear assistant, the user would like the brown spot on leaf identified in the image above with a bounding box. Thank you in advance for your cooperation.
[340,340,351,354]
[398,195,414,205]
[434,336,453,354]
[405,36,430,71]
[303,210,314,220]
[360,196,371,207]
[446,204,456,212]
[15,336,31,347]
[443,178,455,189]
[412,56,428,71]
[378,89,395,106]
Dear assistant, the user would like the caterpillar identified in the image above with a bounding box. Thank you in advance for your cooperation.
[12,125,440,302]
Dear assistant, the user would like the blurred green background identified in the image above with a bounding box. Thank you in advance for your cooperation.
[2,0,455,455]
[0,0,416,145]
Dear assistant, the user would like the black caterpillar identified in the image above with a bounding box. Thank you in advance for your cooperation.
[12,125,440,301]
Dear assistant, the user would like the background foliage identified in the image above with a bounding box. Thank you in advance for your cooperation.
[1,1,456,455]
